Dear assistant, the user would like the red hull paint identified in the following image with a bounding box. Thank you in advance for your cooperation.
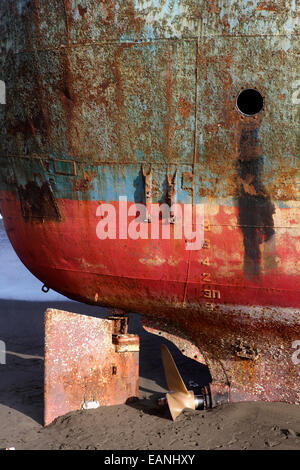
[1,192,299,310]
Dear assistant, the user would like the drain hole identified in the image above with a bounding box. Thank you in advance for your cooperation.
[236,88,264,116]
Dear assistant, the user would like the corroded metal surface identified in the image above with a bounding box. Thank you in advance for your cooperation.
[0,1,299,404]
[44,309,139,426]
[142,310,300,404]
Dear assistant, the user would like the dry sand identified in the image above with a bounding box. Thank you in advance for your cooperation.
[0,299,299,451]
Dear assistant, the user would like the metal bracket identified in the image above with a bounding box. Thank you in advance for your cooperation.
[181,171,194,192]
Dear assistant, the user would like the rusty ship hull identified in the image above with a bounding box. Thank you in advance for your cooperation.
[0,1,299,404]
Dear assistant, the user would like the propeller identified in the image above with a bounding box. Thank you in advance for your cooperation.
[160,344,207,420]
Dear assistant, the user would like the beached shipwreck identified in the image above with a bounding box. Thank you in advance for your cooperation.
[0,0,299,421]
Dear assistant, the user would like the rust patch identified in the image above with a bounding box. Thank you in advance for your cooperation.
[74,172,95,192]
[178,96,192,118]
[8,112,48,137]
[78,4,87,17]
[233,340,260,361]
[255,2,279,12]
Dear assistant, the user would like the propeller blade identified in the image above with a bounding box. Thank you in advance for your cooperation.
[161,344,188,394]
[166,391,196,421]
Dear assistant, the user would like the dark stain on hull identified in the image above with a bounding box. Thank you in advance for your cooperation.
[237,126,275,278]
[19,181,61,221]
